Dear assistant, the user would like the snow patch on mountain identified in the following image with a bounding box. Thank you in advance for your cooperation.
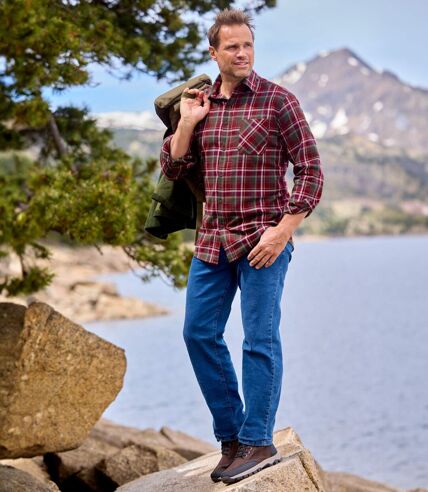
[311,121,328,138]
[93,111,164,131]
[282,63,307,85]
[373,101,384,112]
[319,74,329,87]
[331,108,349,133]
[317,105,331,116]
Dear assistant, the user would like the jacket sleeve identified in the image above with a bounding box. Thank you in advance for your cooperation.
[160,133,198,181]
[277,94,324,218]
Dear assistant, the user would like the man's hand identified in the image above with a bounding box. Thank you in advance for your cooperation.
[247,212,307,269]
[180,87,211,127]
[247,226,290,269]
[170,88,211,160]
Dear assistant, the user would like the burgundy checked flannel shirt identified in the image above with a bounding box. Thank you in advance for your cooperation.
[160,70,324,265]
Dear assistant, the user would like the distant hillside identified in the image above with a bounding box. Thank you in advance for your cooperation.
[98,47,428,237]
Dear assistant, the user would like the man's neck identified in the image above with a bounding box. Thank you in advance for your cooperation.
[219,75,245,99]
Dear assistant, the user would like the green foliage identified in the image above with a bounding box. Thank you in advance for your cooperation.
[0,0,274,95]
[0,147,196,295]
[0,0,275,296]
[0,266,54,297]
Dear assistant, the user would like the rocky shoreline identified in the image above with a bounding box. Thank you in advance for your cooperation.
[0,243,168,323]
[0,301,426,492]
[1,418,426,492]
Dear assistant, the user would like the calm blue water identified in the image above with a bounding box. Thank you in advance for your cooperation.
[86,235,428,490]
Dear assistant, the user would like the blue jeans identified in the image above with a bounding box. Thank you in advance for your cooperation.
[183,240,294,446]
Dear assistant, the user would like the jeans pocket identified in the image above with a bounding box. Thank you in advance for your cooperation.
[282,240,294,263]
[237,118,269,154]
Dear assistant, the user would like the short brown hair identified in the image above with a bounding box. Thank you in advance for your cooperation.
[207,9,255,49]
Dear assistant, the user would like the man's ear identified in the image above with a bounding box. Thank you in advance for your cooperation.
[208,46,217,61]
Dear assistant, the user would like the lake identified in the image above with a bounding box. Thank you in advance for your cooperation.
[86,234,428,490]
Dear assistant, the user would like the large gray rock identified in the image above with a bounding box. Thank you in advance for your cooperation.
[42,418,214,492]
[91,418,216,460]
[90,419,174,449]
[0,302,126,459]
[159,426,216,460]
[116,427,326,492]
[96,444,187,490]
[43,435,120,486]
[0,457,58,491]
[0,464,60,492]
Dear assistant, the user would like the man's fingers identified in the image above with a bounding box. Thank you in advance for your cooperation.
[249,249,269,267]
[247,247,261,261]
[248,245,271,262]
[183,88,202,96]
[264,254,278,268]
[251,252,272,269]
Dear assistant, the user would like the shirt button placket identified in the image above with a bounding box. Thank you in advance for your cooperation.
[218,182,224,228]
[218,102,226,231]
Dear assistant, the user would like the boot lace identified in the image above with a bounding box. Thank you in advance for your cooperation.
[235,443,253,458]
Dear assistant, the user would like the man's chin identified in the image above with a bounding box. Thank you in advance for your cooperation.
[233,66,252,78]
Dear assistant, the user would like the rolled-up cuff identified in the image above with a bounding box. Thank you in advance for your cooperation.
[283,200,314,218]
[163,134,195,163]
[160,134,196,180]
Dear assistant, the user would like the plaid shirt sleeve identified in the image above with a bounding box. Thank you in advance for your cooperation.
[160,133,197,181]
[278,94,324,218]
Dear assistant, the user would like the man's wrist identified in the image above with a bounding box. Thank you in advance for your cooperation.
[177,118,196,133]
[276,211,306,239]
[275,222,293,240]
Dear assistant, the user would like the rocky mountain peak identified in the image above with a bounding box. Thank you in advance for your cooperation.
[273,47,428,154]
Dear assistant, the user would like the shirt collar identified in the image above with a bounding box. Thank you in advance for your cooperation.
[210,70,260,99]
[242,70,259,92]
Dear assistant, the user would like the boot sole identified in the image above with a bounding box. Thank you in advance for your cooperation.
[221,452,282,484]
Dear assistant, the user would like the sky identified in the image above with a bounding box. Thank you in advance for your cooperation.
[44,0,427,114]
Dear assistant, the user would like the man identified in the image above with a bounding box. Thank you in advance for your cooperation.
[160,8,324,485]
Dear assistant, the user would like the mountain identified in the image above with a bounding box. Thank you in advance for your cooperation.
[94,48,428,237]
[273,47,428,155]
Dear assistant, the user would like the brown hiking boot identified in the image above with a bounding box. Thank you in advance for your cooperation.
[221,442,282,484]
[210,439,239,482]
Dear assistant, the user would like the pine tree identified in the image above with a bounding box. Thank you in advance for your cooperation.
[0,0,274,295]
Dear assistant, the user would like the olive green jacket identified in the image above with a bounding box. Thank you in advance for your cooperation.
[144,74,211,240]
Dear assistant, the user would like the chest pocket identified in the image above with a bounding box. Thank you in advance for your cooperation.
[237,117,269,155]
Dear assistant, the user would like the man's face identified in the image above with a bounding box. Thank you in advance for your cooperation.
[209,24,254,81]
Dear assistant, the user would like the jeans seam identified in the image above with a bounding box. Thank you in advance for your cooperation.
[263,264,281,440]
[212,270,237,435]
